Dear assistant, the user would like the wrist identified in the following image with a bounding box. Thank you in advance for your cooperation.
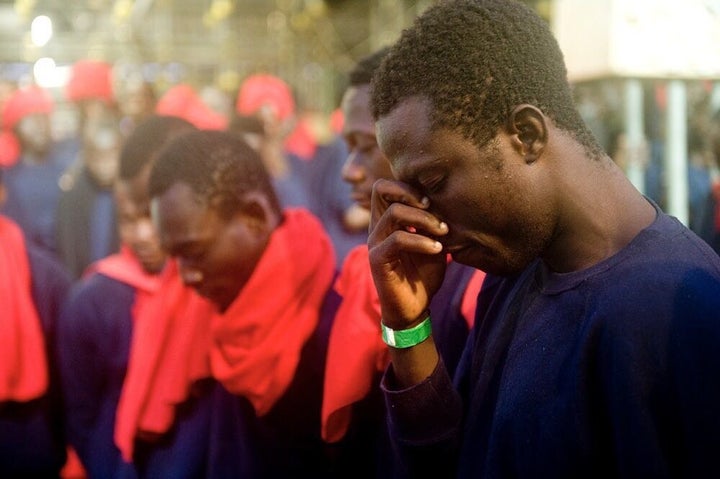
[381,313,432,349]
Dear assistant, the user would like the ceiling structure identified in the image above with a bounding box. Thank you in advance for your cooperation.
[0,0,548,111]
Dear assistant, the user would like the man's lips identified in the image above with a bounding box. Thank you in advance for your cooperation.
[351,192,371,209]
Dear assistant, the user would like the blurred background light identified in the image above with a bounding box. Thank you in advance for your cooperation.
[30,14,52,47]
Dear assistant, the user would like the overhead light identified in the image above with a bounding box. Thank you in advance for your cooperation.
[34,57,71,88]
[31,15,53,47]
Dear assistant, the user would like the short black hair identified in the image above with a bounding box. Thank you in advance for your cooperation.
[148,130,281,219]
[371,0,603,159]
[348,47,391,87]
[227,113,264,137]
[119,115,196,180]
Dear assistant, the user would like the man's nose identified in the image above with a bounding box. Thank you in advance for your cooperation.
[341,151,365,184]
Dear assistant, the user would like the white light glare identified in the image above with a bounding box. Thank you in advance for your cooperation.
[34,58,71,88]
[31,15,53,47]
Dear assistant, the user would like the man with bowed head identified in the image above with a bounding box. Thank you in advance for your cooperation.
[149,130,340,477]
[321,46,484,478]
[367,1,720,477]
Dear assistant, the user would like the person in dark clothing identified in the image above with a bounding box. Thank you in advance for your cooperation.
[149,130,341,478]
[0,85,77,255]
[321,47,485,479]
[0,168,72,478]
[56,109,123,278]
[697,109,720,255]
[366,1,720,478]
[57,59,123,278]
[58,115,215,479]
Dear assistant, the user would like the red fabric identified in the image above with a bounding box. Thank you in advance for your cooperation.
[87,245,162,293]
[114,260,216,462]
[284,118,317,160]
[60,447,86,479]
[155,84,227,130]
[460,269,486,329]
[210,208,335,416]
[713,182,720,231]
[0,86,54,166]
[0,215,48,402]
[235,74,295,122]
[2,85,54,130]
[0,131,20,167]
[321,245,385,443]
[66,60,114,103]
[329,108,344,135]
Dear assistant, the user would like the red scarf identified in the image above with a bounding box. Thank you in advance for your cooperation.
[210,208,336,416]
[114,260,216,462]
[321,245,386,443]
[89,245,162,293]
[460,269,485,329]
[0,215,47,402]
[713,181,720,231]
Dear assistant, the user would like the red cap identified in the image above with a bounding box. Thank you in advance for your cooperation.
[0,86,54,166]
[2,85,53,130]
[235,74,294,122]
[66,60,114,103]
[155,84,227,131]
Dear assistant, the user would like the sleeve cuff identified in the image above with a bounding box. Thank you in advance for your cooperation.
[381,358,462,444]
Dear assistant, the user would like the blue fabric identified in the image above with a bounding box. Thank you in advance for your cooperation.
[383,207,720,478]
[272,153,313,211]
[90,192,116,263]
[58,274,138,479]
[0,140,77,255]
[206,286,342,478]
[300,138,367,265]
[56,166,119,278]
[0,243,71,478]
[57,272,213,479]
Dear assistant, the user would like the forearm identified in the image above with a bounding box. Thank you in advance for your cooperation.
[382,357,463,476]
[387,335,440,388]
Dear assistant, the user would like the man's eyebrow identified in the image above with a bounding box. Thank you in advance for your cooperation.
[395,156,445,185]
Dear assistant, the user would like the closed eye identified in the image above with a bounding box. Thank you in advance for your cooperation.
[421,175,446,195]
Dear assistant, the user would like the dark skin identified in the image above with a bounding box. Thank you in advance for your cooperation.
[115,164,167,274]
[16,114,52,163]
[369,95,656,386]
[151,182,279,313]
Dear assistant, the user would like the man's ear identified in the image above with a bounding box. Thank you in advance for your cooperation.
[506,104,548,164]
[234,191,280,235]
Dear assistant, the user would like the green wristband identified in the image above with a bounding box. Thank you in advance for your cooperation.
[381,315,432,349]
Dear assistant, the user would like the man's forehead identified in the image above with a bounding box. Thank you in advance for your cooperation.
[376,96,433,167]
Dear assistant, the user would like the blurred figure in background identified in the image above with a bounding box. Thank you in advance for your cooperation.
[232,73,312,210]
[57,108,123,278]
[231,73,365,264]
[155,83,227,131]
[117,74,157,137]
[57,59,123,278]
[0,85,76,255]
[58,115,216,479]
[0,167,72,477]
[698,109,720,254]
[149,130,341,478]
[321,47,484,478]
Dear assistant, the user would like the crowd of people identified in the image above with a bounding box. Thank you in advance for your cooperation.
[1,0,720,478]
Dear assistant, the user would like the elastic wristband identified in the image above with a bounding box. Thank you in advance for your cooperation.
[381,315,432,349]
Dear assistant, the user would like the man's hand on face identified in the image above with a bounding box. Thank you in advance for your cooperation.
[368,178,448,329]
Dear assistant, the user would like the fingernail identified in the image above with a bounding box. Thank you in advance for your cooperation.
[421,196,430,206]
[439,222,448,231]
